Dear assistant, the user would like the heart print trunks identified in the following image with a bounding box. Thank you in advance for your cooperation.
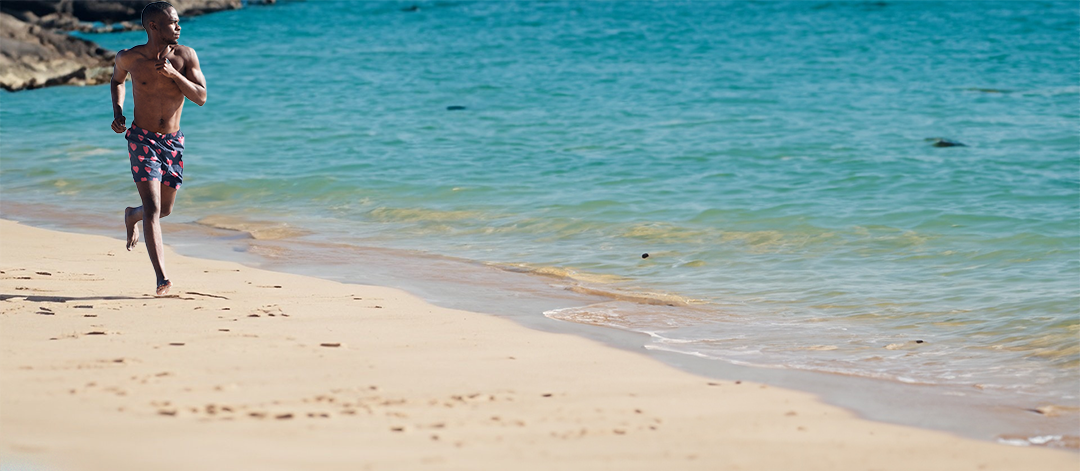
[127,124,184,188]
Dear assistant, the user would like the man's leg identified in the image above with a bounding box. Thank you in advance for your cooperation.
[132,181,178,294]
[124,184,176,250]
[125,206,141,250]
[158,184,178,219]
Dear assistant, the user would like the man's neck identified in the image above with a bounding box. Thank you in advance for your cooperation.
[145,38,172,58]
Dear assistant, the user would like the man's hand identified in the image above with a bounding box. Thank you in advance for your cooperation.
[155,58,181,80]
[111,114,127,133]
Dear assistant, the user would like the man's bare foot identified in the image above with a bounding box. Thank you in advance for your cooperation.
[125,207,140,251]
[156,279,172,296]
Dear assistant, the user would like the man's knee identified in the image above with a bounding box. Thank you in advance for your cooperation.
[143,200,161,218]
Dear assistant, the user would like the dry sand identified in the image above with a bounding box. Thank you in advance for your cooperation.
[1,219,1075,470]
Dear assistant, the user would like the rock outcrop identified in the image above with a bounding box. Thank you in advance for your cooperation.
[0,12,115,91]
[0,0,268,92]
[0,1,249,31]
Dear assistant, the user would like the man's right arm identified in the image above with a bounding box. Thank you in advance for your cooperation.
[110,50,129,133]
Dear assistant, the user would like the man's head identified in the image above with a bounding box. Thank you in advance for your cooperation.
[141,2,180,44]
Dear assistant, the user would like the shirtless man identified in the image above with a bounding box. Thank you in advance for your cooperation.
[110,2,207,295]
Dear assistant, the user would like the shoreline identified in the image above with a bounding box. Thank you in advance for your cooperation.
[1,203,1077,451]
[1,218,1076,469]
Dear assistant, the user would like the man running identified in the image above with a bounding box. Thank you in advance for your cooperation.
[110,1,207,295]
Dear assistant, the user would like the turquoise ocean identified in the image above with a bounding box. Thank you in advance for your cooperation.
[2,0,1078,428]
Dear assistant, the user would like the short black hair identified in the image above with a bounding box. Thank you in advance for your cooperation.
[141,1,175,27]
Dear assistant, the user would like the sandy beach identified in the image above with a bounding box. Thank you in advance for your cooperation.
[0,219,1074,470]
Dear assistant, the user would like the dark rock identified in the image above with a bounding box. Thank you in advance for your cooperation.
[0,1,70,18]
[925,138,966,148]
[91,21,143,33]
[71,1,145,23]
[32,12,89,31]
[171,0,244,18]
[446,105,467,111]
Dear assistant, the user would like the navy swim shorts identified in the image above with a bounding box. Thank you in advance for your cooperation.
[126,124,184,188]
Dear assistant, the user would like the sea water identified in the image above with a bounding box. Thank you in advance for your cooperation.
[2,1,1077,414]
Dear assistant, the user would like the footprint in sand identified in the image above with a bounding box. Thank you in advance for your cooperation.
[249,305,288,318]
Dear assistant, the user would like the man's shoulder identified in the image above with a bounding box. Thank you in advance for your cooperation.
[115,45,145,63]
[123,44,149,54]
[173,44,198,58]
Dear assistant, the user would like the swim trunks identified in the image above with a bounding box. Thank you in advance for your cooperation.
[126,124,184,188]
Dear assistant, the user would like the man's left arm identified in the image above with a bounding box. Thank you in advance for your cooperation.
[158,47,207,106]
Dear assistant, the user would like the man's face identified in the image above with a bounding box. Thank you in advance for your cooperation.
[151,8,181,44]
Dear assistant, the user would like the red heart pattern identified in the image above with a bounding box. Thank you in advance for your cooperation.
[128,126,182,187]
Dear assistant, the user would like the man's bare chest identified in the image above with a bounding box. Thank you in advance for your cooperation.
[129,55,187,93]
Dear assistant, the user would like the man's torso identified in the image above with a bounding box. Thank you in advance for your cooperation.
[124,44,190,134]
